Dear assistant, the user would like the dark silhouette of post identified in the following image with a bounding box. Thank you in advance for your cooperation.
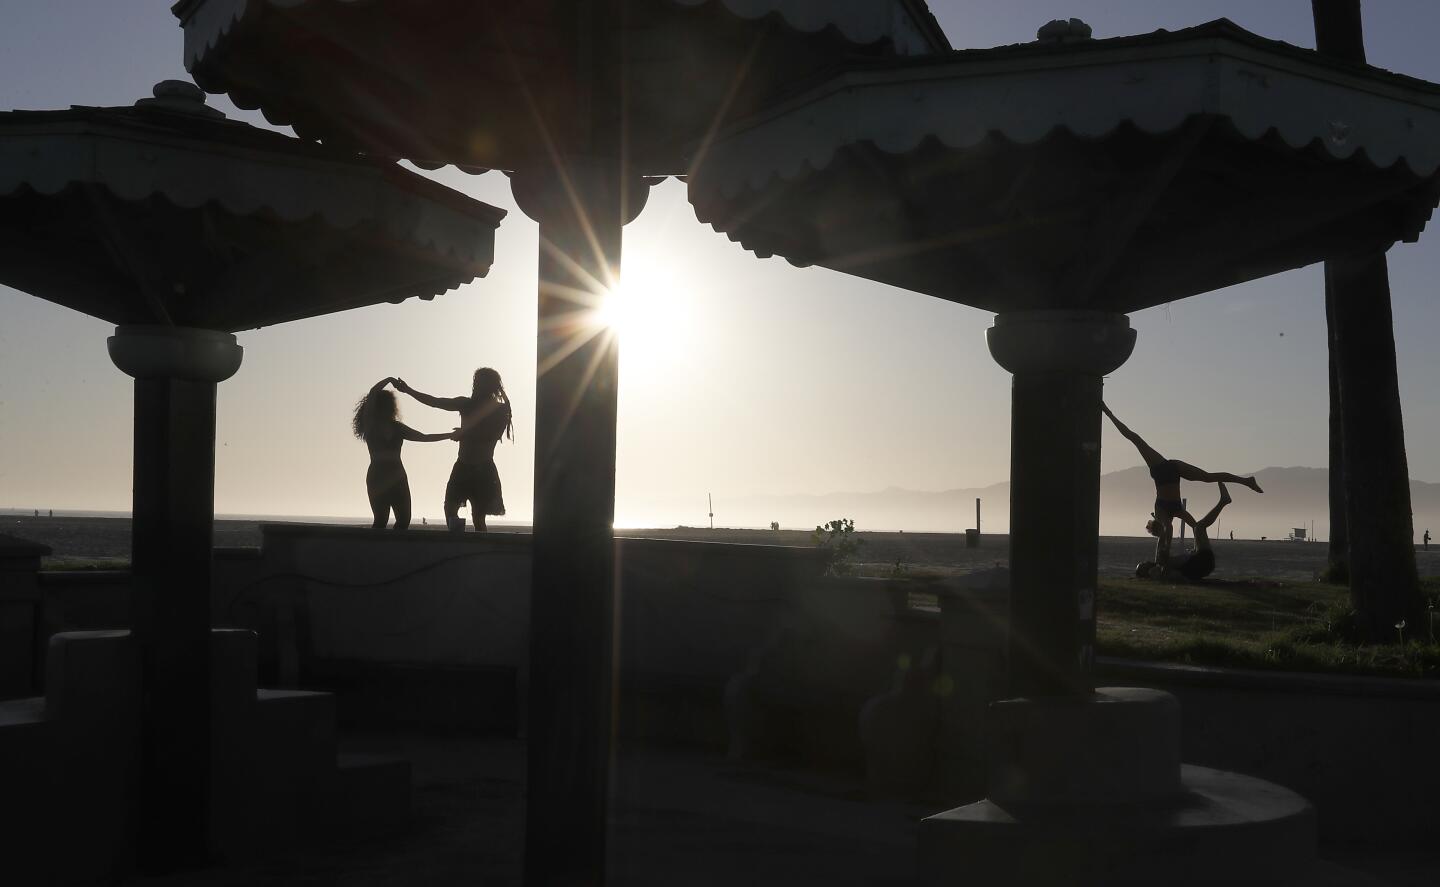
[132,377,215,868]
[108,325,242,872]
[523,177,621,885]
[1326,322,1348,579]
[514,4,651,883]
[1318,0,1359,585]
[1325,256,1423,637]
[988,312,1135,697]
[1312,0,1425,640]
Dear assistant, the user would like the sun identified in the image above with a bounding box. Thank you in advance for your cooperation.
[594,256,692,370]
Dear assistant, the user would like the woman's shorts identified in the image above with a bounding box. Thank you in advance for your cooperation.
[366,463,407,498]
[1154,497,1186,517]
[445,461,505,516]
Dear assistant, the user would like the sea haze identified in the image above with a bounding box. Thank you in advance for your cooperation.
[8,466,1439,541]
[617,467,1440,541]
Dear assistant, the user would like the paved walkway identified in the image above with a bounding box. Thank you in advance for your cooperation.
[131,733,929,886]
[128,732,1437,886]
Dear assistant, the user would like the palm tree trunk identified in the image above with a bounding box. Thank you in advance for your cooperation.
[1313,0,1423,641]
[1325,292,1348,581]
[1326,257,1423,641]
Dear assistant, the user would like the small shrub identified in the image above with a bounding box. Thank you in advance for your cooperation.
[812,517,864,576]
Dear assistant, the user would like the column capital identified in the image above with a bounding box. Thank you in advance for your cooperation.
[987,310,1135,377]
[107,325,242,383]
[507,160,655,227]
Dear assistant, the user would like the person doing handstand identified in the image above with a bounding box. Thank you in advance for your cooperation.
[396,368,513,532]
[353,378,455,530]
[1138,484,1231,581]
[1101,402,1261,568]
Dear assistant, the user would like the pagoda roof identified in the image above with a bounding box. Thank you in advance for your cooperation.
[0,83,506,331]
[688,19,1440,313]
[172,0,950,173]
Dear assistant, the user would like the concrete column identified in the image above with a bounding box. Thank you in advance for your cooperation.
[986,312,1135,698]
[512,164,648,886]
[108,324,242,871]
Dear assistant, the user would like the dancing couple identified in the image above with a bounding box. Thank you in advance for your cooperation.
[352,368,513,532]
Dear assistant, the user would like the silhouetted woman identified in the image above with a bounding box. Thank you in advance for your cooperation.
[1137,484,1231,581]
[353,378,454,530]
[1102,402,1261,565]
[396,368,513,532]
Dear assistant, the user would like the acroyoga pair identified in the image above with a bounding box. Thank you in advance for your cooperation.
[1103,403,1262,580]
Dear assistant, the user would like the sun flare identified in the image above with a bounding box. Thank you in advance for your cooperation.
[594,256,692,370]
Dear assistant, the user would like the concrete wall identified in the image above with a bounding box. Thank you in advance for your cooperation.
[217,527,951,760]
[208,526,840,738]
[935,572,1010,801]
[39,571,133,631]
[614,537,835,747]
[244,527,531,671]
[0,539,48,699]
[726,575,942,769]
[0,570,133,699]
[22,526,1437,848]
[1096,659,1440,848]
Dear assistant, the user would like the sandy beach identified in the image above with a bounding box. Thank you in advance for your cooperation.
[8,514,1440,581]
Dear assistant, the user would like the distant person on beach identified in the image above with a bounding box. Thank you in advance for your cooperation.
[1137,485,1231,581]
[1102,402,1262,568]
[396,368,513,532]
[1425,529,1432,550]
[353,378,455,530]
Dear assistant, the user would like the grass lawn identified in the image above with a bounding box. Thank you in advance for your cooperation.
[1098,576,1440,678]
[41,556,130,571]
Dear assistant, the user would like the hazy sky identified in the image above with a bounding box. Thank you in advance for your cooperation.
[4,1,1440,530]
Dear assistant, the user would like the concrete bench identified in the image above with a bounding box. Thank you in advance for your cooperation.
[0,628,409,883]
[725,577,943,779]
[0,629,141,885]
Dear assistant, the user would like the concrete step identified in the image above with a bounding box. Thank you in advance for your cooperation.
[325,753,412,837]
[0,695,46,728]
[0,695,54,883]
[244,689,339,847]
[255,688,338,762]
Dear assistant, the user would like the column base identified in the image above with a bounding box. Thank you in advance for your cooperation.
[987,688,1181,807]
[920,688,1319,887]
[921,765,1315,887]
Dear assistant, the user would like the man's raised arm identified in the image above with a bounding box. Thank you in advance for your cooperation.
[395,378,466,411]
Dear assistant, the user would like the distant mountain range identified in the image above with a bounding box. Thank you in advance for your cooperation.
[692,467,1440,540]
